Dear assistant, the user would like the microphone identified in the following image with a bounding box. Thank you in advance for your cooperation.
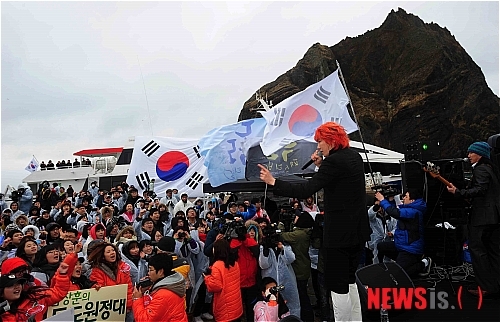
[301,151,323,170]
[448,158,469,163]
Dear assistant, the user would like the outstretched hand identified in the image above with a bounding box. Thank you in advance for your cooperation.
[258,164,276,186]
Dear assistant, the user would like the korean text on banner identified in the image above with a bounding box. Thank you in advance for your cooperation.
[47,284,127,322]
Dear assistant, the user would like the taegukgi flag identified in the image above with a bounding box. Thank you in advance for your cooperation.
[126,136,208,197]
[25,157,39,172]
[259,69,358,156]
[198,118,266,187]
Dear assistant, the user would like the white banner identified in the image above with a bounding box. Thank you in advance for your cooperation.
[126,136,208,197]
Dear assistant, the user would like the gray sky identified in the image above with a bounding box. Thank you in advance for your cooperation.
[2,1,499,188]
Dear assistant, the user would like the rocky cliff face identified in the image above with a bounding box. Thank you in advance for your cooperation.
[239,8,499,158]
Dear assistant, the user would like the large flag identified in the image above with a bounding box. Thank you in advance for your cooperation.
[25,156,39,172]
[126,136,208,197]
[259,69,358,156]
[198,118,266,187]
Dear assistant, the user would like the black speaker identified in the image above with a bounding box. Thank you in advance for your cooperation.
[424,226,465,266]
[401,159,467,225]
[356,262,415,320]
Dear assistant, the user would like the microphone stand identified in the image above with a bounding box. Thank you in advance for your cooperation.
[439,201,456,295]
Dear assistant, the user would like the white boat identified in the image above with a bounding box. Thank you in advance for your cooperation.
[22,137,403,194]
[22,138,135,193]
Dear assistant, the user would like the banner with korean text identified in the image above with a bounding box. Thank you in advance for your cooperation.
[47,284,127,322]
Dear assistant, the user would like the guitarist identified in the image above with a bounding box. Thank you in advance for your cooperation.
[447,141,500,298]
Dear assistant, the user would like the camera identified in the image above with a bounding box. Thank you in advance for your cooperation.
[10,190,20,202]
[138,278,153,289]
[203,267,212,275]
[178,232,186,238]
[263,224,282,247]
[213,220,247,241]
[269,284,285,295]
[224,220,247,241]
[372,185,399,198]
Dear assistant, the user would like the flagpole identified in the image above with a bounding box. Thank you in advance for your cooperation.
[336,61,376,185]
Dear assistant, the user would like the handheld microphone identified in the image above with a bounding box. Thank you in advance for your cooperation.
[301,151,323,170]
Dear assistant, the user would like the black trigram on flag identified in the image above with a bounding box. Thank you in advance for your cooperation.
[186,172,204,190]
[136,172,151,190]
[141,140,160,157]
[278,138,295,147]
[331,116,342,123]
[314,86,331,104]
[193,145,201,158]
[271,107,286,126]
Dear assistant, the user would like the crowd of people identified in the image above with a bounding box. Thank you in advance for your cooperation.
[0,176,329,322]
[1,120,498,322]
[39,158,92,170]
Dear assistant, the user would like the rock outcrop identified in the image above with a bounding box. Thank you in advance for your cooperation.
[239,8,499,158]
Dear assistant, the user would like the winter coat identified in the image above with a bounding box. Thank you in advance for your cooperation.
[259,244,300,317]
[368,205,398,263]
[188,231,210,311]
[173,200,194,215]
[380,198,427,255]
[281,227,312,280]
[83,223,106,257]
[453,159,500,226]
[18,188,33,215]
[89,261,134,310]
[50,253,95,291]
[273,147,370,248]
[174,237,200,289]
[132,272,188,322]
[229,235,259,288]
[120,241,148,284]
[204,260,243,322]
[0,271,70,322]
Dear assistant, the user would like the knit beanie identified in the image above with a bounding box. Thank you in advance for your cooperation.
[467,142,491,159]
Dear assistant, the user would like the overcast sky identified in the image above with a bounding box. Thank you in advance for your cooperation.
[1,1,499,189]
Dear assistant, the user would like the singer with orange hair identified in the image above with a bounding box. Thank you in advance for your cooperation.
[258,121,370,322]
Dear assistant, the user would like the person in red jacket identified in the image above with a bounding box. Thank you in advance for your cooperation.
[229,224,260,322]
[51,242,96,291]
[204,238,243,322]
[0,261,71,322]
[88,242,134,321]
[132,253,188,322]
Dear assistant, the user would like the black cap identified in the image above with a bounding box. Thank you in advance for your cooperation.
[157,236,176,252]
[0,274,27,288]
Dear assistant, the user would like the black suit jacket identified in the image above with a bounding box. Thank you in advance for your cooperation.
[456,160,500,226]
[273,147,370,248]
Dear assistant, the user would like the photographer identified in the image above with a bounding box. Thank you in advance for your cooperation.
[375,188,432,277]
[13,184,33,215]
[254,277,291,322]
[132,253,188,322]
[367,198,397,264]
[259,225,300,318]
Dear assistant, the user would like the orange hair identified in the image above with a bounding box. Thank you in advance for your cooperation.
[314,122,349,150]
